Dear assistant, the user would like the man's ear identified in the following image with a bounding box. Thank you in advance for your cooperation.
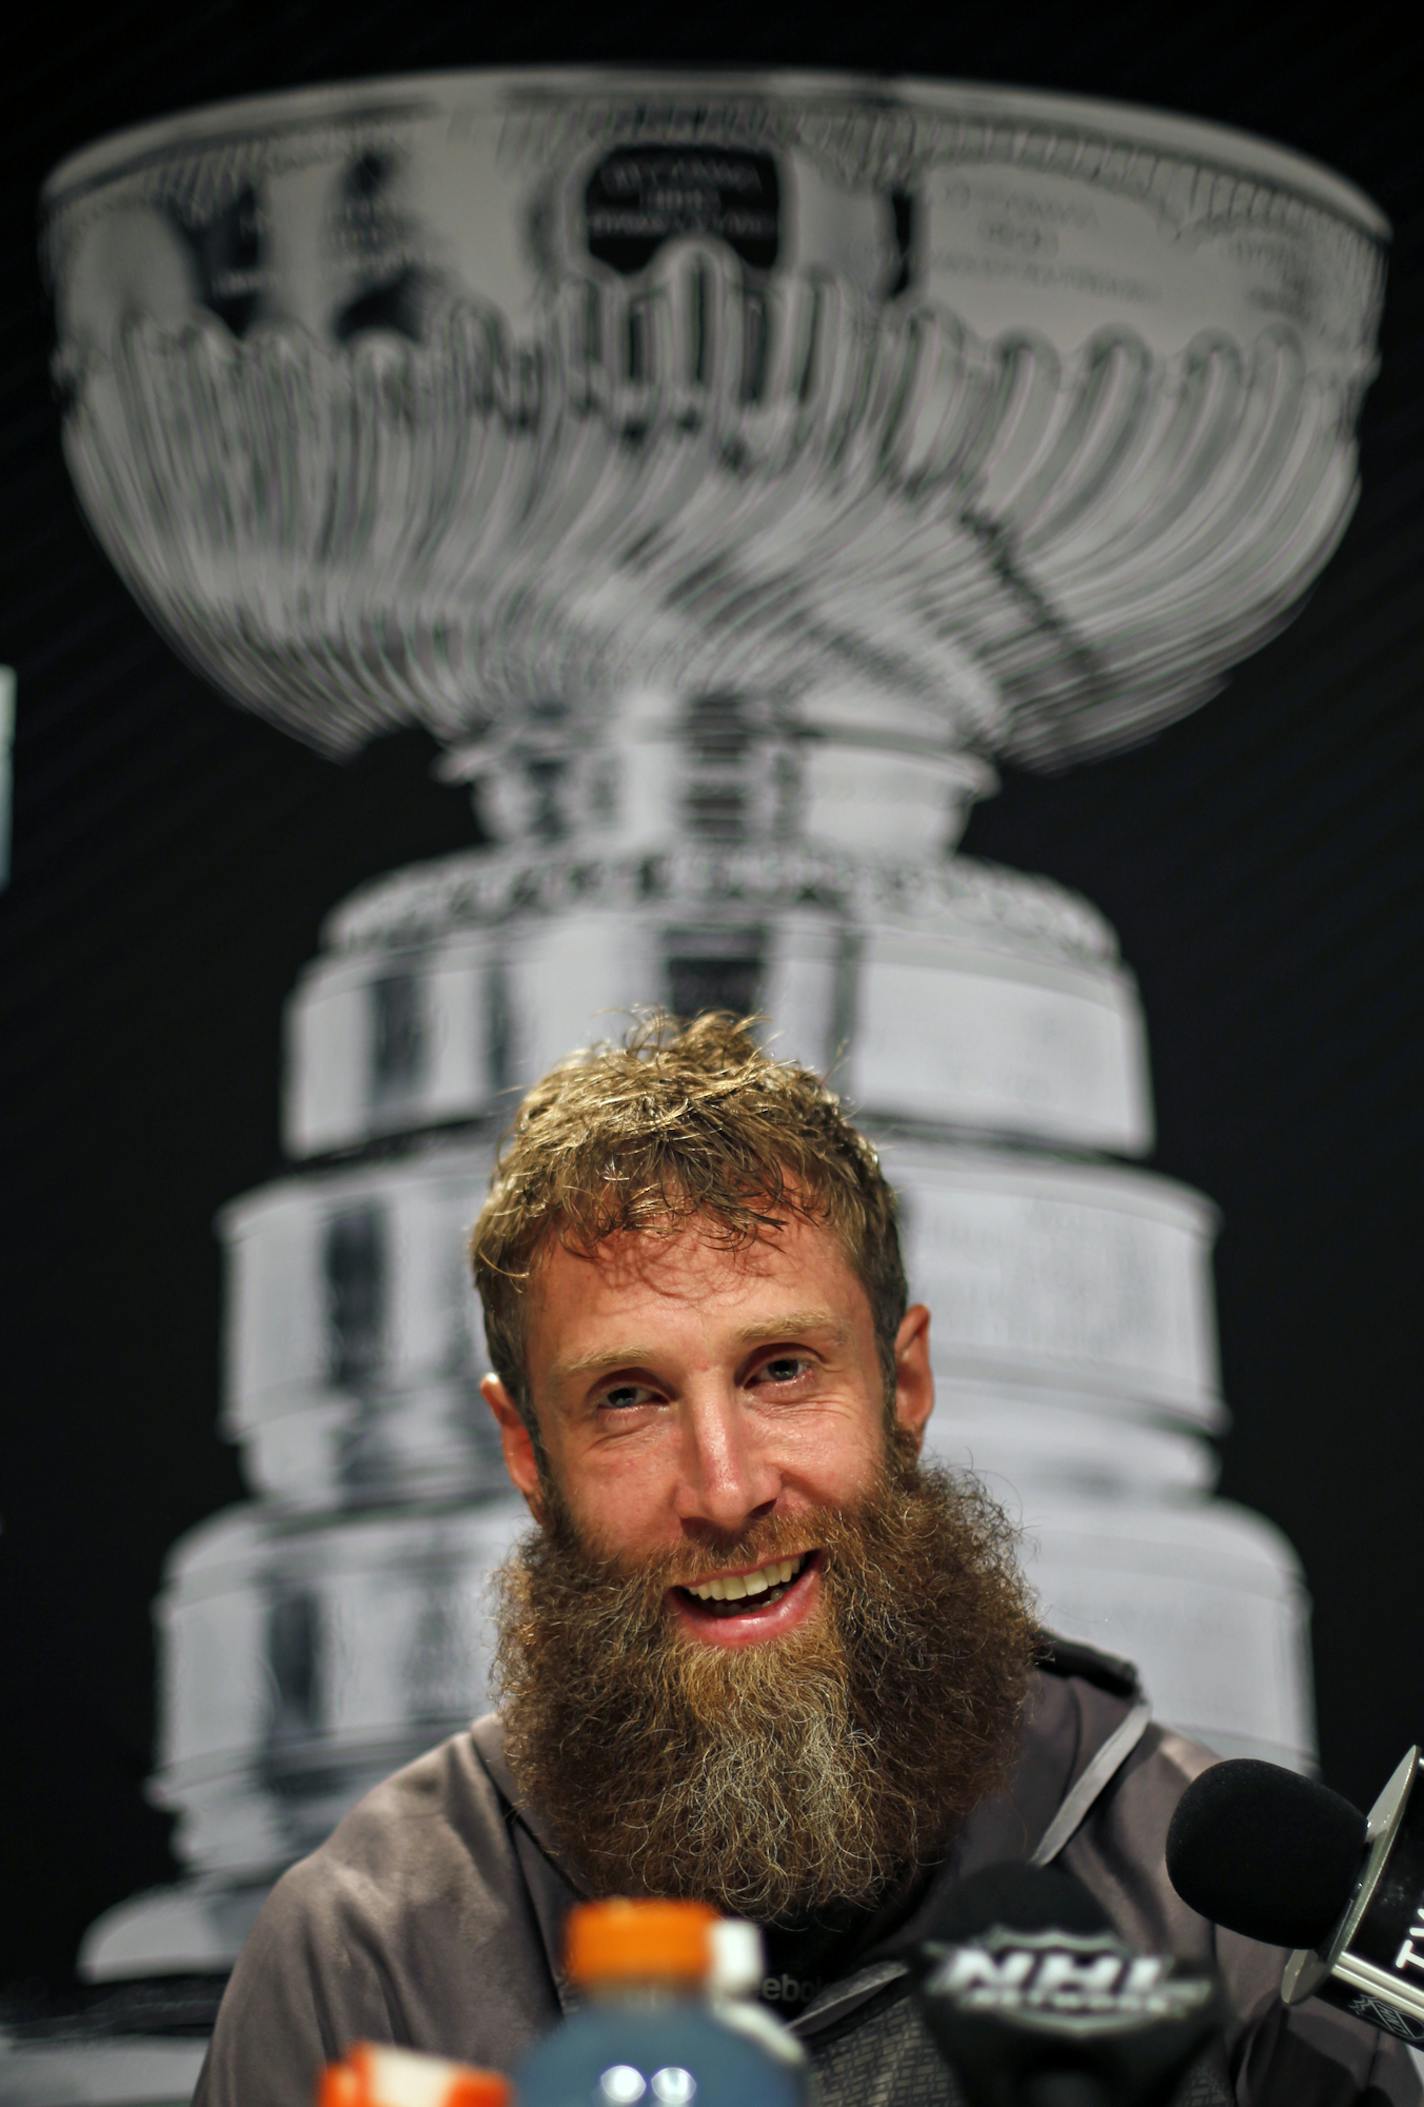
[891,1304,934,1450]
[481,1374,544,1520]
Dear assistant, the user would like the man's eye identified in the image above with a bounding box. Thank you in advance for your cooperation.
[600,1383,657,1411]
[757,1356,811,1386]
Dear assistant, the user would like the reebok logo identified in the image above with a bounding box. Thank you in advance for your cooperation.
[762,1972,822,2005]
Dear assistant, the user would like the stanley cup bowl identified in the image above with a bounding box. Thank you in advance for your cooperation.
[42,68,1387,806]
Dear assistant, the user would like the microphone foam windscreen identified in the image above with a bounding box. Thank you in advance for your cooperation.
[933,1861,1115,1945]
[1165,1758,1366,1952]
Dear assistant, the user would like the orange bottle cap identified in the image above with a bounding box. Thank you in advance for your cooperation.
[565,1899,719,1986]
[445,2080,510,2107]
[338,2042,510,2107]
[317,2065,363,2107]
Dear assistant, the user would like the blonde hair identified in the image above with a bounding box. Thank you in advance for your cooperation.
[470,1012,907,1423]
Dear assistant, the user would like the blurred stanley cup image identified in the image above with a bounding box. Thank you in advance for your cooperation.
[7,66,1386,2102]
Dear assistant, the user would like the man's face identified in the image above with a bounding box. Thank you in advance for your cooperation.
[481,1211,935,1643]
[485,1211,1036,1918]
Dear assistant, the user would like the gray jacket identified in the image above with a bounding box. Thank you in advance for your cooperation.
[193,1641,1421,2106]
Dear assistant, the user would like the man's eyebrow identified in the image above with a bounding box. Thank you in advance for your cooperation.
[550,1345,663,1383]
[549,1310,851,1386]
[731,1309,851,1348]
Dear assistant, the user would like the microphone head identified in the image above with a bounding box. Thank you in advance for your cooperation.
[914,1859,1221,2103]
[1166,1758,1367,1952]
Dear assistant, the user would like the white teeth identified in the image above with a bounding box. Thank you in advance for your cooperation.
[686,1554,806,1604]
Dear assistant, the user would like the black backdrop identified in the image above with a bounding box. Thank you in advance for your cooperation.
[2,0,1421,2000]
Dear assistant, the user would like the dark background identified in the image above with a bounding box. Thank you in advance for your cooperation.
[2,0,1420,1997]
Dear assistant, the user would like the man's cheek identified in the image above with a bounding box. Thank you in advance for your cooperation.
[562,1490,674,1573]
[778,1426,884,1498]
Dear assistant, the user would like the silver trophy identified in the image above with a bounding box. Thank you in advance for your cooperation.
[6,69,1385,2105]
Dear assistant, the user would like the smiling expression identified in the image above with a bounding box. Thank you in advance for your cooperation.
[481,1211,934,1649]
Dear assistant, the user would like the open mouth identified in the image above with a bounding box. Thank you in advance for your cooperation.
[675,1550,819,1620]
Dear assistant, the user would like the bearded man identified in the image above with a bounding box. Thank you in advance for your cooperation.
[195,1014,1418,2107]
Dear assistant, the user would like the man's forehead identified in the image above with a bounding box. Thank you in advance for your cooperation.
[530,1209,848,1293]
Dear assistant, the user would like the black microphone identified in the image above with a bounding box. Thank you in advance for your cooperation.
[1166,1748,1424,2046]
[911,1862,1221,2107]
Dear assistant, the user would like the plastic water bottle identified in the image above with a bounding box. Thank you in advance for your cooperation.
[707,1920,809,2102]
[515,1899,802,2107]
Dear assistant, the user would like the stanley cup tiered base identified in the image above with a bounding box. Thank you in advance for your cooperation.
[1,69,1386,2106]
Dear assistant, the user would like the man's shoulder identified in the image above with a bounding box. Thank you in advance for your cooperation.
[1024,1631,1230,1871]
[1031,1628,1226,1792]
[230,1720,566,2034]
[270,1721,520,1931]
[1034,1628,1144,1703]
[195,1722,566,2099]
[1029,1641,1242,1957]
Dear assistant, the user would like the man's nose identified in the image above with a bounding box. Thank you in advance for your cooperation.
[672,1391,782,1535]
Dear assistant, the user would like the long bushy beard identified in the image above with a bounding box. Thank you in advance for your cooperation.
[493,1436,1039,1921]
